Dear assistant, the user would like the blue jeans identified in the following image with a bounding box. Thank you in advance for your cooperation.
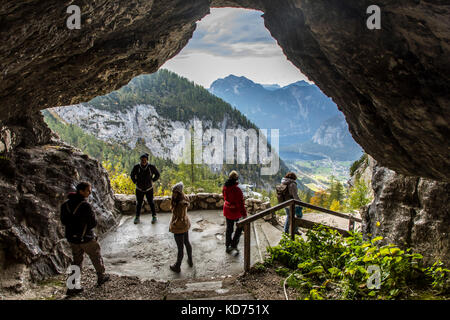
[284,208,299,234]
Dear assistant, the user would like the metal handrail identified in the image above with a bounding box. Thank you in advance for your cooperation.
[236,198,362,272]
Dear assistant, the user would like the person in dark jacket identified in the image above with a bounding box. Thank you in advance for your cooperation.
[60,181,110,294]
[222,170,247,255]
[130,153,160,224]
[281,172,301,234]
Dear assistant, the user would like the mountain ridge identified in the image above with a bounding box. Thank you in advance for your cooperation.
[208,74,363,161]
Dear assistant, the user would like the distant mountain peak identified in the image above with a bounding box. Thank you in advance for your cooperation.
[210,75,312,93]
[209,75,264,96]
[282,80,311,89]
[208,74,363,161]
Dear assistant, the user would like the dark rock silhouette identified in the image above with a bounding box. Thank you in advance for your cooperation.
[0,113,118,291]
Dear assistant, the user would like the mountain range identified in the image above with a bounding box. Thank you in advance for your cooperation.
[209,75,363,161]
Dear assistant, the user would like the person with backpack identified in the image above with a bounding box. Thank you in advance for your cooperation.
[276,172,301,234]
[130,153,160,224]
[222,171,247,255]
[169,182,193,273]
[60,181,110,295]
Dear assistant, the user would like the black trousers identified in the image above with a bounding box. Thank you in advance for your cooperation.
[226,218,243,248]
[135,188,156,217]
[174,232,192,267]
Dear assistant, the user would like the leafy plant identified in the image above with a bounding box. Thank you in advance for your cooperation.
[425,261,450,293]
[267,226,449,300]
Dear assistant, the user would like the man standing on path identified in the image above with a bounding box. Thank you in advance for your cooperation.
[60,181,110,295]
[130,153,160,224]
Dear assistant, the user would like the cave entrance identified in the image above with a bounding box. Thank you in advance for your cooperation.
[42,7,366,282]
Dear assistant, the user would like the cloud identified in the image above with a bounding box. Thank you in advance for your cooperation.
[162,8,311,88]
[181,8,280,58]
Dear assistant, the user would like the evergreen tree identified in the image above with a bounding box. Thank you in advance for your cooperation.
[349,178,372,210]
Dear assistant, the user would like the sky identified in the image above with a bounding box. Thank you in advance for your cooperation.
[162,8,311,89]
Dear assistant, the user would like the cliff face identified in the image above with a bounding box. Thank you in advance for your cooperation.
[361,164,450,264]
[0,113,118,291]
[51,104,252,162]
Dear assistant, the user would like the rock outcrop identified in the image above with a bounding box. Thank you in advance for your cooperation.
[348,154,377,198]
[361,164,450,264]
[0,113,118,292]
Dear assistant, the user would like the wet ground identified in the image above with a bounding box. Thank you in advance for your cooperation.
[100,210,260,281]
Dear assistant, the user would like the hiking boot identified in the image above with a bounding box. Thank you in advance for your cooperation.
[66,287,84,296]
[97,274,111,286]
[151,216,157,224]
[226,246,233,253]
[187,258,193,267]
[134,216,140,224]
[170,264,181,273]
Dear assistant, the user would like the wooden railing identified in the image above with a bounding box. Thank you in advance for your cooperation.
[236,199,363,272]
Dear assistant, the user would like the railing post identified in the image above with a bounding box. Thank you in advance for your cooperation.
[289,201,295,240]
[244,223,251,272]
[348,218,355,232]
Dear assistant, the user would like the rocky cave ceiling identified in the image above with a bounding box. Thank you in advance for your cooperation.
[1,0,449,181]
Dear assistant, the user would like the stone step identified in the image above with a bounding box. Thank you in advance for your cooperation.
[252,221,270,262]
[166,276,253,300]
[170,280,224,294]
[252,220,283,261]
[260,222,283,248]
[194,293,255,300]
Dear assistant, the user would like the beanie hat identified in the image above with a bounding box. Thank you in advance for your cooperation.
[229,170,239,180]
[172,181,184,193]
[140,153,149,160]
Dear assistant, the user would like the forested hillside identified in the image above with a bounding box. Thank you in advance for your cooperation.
[89,69,255,128]
[43,110,293,194]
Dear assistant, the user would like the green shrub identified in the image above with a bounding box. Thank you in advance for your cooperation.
[267,226,448,300]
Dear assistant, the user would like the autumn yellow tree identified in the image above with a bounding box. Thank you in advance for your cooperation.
[310,190,330,209]
[103,160,135,195]
[330,199,341,212]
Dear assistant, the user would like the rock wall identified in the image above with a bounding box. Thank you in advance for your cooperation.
[0,113,118,292]
[361,164,450,264]
[115,192,271,216]
[348,155,377,199]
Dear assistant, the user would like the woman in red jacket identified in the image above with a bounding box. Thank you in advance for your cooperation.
[222,170,247,254]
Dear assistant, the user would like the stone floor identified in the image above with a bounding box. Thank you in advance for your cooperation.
[99,210,261,281]
[91,210,358,283]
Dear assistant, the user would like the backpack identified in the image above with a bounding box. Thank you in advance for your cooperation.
[61,200,88,242]
[276,183,291,203]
